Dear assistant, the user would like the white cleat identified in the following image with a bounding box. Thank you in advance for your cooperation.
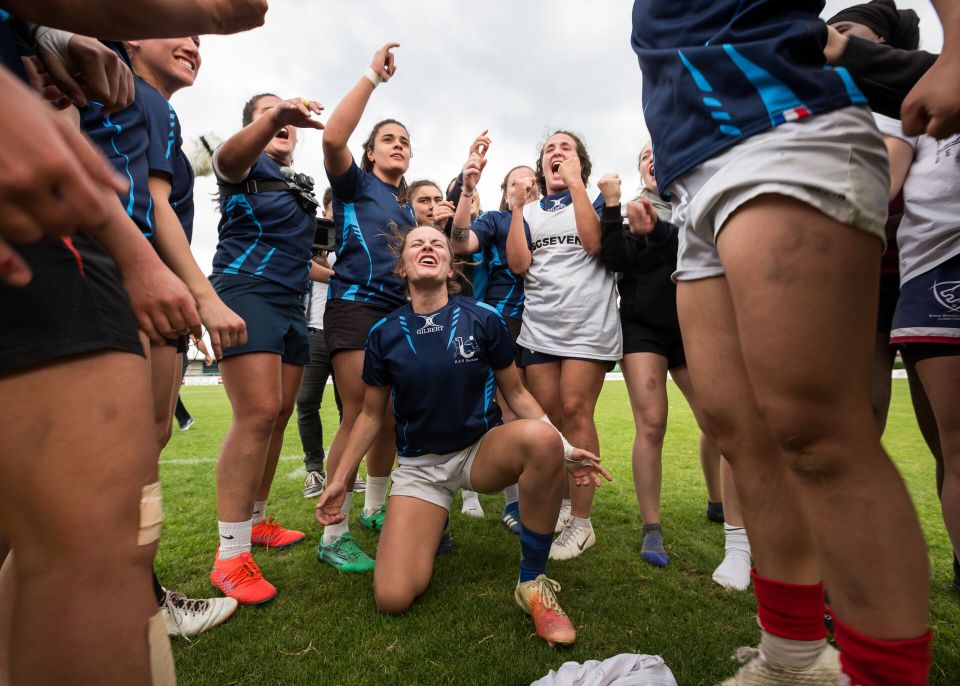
[162,589,239,638]
[717,644,841,686]
[549,519,595,561]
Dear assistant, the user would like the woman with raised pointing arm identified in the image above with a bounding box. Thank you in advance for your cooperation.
[317,44,418,573]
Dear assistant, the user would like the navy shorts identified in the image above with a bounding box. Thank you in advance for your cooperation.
[210,273,310,365]
[517,346,616,372]
[0,235,143,376]
[890,251,960,347]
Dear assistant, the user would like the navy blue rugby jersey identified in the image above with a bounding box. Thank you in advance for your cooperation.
[470,210,524,318]
[631,0,868,193]
[213,152,316,293]
[139,78,195,242]
[362,295,516,458]
[327,161,416,309]
[80,44,155,238]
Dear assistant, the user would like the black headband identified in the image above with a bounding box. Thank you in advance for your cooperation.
[827,0,920,50]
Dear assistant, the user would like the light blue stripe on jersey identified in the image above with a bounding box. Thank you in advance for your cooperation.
[254,247,276,276]
[102,111,137,219]
[223,195,264,274]
[475,300,509,334]
[399,315,417,355]
[722,43,806,126]
[165,104,176,159]
[828,66,869,105]
[446,306,462,350]
[678,52,743,138]
[342,203,374,287]
[482,368,496,432]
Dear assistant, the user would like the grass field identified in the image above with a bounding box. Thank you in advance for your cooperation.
[160,380,958,685]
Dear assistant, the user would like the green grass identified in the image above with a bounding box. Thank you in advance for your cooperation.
[160,380,958,685]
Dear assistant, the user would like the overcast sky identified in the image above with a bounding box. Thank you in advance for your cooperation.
[172,1,944,274]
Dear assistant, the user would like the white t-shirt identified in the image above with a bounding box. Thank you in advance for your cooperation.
[875,113,960,284]
[518,195,622,361]
[306,253,336,329]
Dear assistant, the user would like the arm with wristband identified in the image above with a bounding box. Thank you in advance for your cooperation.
[322,43,398,178]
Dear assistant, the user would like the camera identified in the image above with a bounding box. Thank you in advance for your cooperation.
[313,217,335,255]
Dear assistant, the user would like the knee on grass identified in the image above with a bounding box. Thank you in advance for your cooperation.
[374,583,418,615]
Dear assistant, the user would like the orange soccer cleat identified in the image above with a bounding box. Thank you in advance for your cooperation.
[514,574,576,647]
[250,516,305,549]
[210,551,277,606]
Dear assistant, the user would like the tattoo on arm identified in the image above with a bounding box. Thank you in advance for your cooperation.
[453,227,470,243]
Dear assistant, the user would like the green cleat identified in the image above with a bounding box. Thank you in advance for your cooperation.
[316,532,375,573]
[359,506,386,532]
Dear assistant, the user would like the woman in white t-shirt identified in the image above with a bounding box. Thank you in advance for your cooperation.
[878,114,960,592]
[505,130,621,561]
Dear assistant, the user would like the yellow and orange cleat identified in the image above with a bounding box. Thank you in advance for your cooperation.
[251,516,305,549]
[210,551,277,606]
[514,574,576,647]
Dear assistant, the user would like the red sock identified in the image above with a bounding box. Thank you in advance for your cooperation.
[833,615,931,686]
[751,568,827,640]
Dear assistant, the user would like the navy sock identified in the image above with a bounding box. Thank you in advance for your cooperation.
[519,520,552,582]
[504,500,519,517]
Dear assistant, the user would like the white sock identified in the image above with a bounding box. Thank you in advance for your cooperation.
[559,498,571,513]
[323,492,352,545]
[759,629,827,670]
[461,490,483,516]
[251,500,267,526]
[571,516,591,530]
[503,483,519,505]
[218,519,252,560]
[713,524,752,590]
[363,476,390,516]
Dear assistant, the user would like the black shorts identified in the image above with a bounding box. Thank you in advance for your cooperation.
[505,315,522,366]
[517,346,616,373]
[621,318,686,369]
[323,298,394,358]
[165,334,188,354]
[211,273,310,365]
[900,343,959,365]
[877,273,900,335]
[0,235,143,376]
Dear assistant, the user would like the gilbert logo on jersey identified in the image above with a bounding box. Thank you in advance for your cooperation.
[416,314,444,335]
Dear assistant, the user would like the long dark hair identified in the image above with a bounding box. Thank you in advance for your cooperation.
[534,130,591,197]
[242,93,278,127]
[499,165,536,211]
[361,118,410,196]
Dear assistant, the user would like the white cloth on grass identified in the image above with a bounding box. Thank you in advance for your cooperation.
[531,654,677,686]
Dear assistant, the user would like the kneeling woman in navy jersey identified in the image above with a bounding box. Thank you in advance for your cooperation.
[316,225,610,647]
